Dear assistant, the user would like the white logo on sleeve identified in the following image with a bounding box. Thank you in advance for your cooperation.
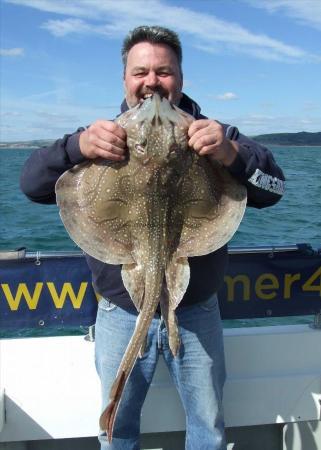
[248,169,285,195]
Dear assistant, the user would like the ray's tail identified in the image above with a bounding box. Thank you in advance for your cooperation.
[99,370,126,441]
[99,266,163,442]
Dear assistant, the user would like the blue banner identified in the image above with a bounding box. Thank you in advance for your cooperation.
[0,256,97,334]
[0,244,320,335]
[219,245,321,320]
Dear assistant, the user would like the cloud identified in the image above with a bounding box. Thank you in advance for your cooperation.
[0,47,24,56]
[5,0,317,63]
[1,93,120,141]
[41,18,93,37]
[216,92,238,101]
[0,110,22,117]
[221,113,321,135]
[245,0,321,32]
[303,101,320,112]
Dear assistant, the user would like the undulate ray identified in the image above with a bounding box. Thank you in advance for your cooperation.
[55,93,247,442]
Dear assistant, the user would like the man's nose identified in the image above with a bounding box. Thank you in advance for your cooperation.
[145,71,159,87]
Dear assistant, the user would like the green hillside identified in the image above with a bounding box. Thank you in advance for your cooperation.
[0,139,54,149]
[252,131,321,146]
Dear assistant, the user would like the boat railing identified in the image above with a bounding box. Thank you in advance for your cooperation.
[0,243,317,260]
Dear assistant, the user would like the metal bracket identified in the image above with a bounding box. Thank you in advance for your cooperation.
[35,251,41,266]
[84,325,95,342]
[310,311,321,330]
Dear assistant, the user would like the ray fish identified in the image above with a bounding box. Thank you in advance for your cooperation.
[55,93,247,441]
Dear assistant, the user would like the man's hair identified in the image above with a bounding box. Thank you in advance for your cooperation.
[122,25,182,72]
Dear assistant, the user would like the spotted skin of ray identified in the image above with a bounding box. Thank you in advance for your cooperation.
[55,93,247,442]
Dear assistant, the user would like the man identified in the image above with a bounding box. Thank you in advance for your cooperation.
[20,25,285,450]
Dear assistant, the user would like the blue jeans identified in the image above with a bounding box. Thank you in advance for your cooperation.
[95,294,227,450]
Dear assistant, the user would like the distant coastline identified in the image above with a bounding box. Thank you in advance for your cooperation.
[0,131,320,149]
[0,139,54,149]
[252,131,321,146]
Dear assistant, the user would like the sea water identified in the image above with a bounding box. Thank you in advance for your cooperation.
[1,146,320,251]
[1,146,321,334]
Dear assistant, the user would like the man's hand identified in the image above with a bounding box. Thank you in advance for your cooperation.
[79,120,127,161]
[188,119,238,167]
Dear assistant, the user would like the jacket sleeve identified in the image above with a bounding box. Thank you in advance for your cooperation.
[20,129,87,204]
[224,126,285,209]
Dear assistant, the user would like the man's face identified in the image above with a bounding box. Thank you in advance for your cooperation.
[124,42,183,107]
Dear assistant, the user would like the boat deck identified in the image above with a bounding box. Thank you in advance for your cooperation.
[1,324,321,449]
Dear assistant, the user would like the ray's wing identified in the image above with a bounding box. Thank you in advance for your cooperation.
[55,160,135,265]
[171,156,247,258]
[163,156,246,332]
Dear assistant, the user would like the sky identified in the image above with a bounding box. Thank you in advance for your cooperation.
[1,0,321,141]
